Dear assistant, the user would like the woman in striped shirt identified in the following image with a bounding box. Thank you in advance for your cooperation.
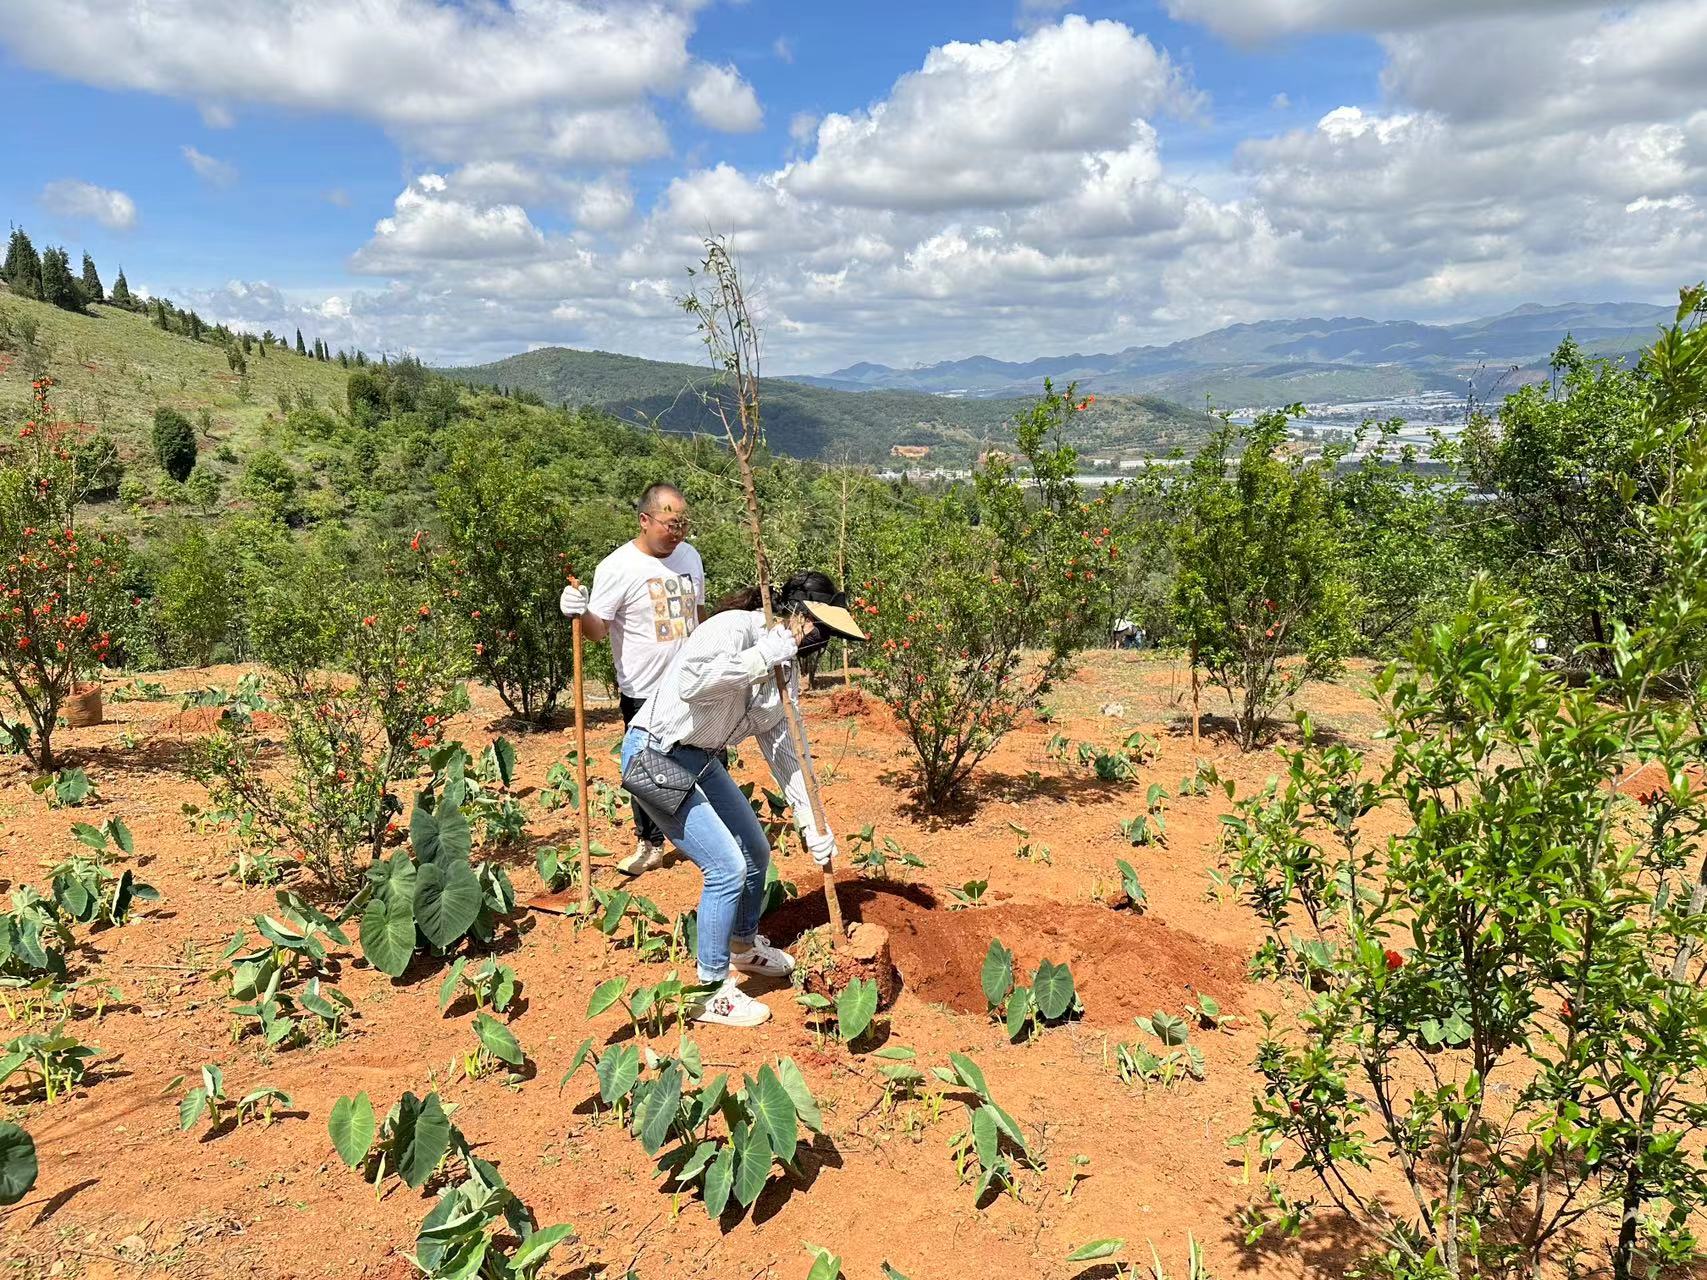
[624,571,867,1028]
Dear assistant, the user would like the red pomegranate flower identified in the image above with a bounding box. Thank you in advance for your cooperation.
[1384,949,1404,971]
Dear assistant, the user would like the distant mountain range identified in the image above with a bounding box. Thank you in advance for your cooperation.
[786,301,1675,407]
[444,346,1216,465]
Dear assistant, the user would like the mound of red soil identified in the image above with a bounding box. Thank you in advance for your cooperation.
[158,707,283,734]
[826,687,867,717]
[767,878,1247,1027]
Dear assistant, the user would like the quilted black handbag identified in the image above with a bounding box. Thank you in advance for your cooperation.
[620,745,713,816]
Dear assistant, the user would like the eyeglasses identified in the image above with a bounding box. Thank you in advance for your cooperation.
[644,513,692,534]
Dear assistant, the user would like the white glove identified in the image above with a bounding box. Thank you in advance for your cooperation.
[753,623,798,669]
[803,823,837,869]
[559,584,590,617]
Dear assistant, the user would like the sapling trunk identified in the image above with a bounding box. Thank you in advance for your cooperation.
[683,238,847,941]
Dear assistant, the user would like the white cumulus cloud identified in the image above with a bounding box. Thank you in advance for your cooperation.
[685,62,763,132]
[39,179,138,231]
[181,145,237,186]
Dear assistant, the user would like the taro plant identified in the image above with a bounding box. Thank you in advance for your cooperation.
[408,1155,575,1280]
[946,879,989,910]
[1066,1236,1212,1279]
[935,1052,1036,1204]
[1110,858,1148,911]
[32,767,96,809]
[329,1089,466,1194]
[50,819,158,927]
[1114,1011,1203,1088]
[464,1012,526,1080]
[847,825,926,879]
[0,1024,98,1101]
[1007,821,1051,865]
[586,973,707,1039]
[1118,783,1168,848]
[0,887,72,985]
[797,977,879,1049]
[176,1063,291,1132]
[356,782,516,978]
[439,957,520,1016]
[584,885,675,960]
[0,1122,37,1207]
[981,940,1079,1042]
[221,891,356,1048]
[560,1036,824,1221]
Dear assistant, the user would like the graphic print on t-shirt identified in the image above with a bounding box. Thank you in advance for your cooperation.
[647,575,698,642]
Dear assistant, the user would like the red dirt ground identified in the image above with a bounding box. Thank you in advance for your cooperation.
[0,656,1400,1279]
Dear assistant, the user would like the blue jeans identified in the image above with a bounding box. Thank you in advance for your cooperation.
[621,726,770,983]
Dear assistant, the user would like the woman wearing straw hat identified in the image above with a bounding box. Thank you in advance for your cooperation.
[623,570,868,1028]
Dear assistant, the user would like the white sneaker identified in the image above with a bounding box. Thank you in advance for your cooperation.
[616,840,667,877]
[691,977,772,1028]
[731,934,796,978]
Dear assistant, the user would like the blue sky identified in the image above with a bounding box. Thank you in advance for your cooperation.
[0,1,1700,368]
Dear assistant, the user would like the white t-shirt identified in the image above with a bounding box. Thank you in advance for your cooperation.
[588,539,706,698]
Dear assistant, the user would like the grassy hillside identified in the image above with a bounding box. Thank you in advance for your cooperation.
[0,285,349,481]
[446,345,1215,464]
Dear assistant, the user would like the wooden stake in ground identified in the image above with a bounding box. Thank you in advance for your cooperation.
[838,468,853,687]
[570,576,594,912]
[681,236,847,941]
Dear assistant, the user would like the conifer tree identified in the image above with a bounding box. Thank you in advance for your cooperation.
[187,310,203,340]
[154,298,169,329]
[79,252,103,303]
[295,328,307,355]
[109,267,132,307]
[39,246,83,312]
[3,228,43,300]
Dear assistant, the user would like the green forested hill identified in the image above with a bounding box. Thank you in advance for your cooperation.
[445,345,1215,464]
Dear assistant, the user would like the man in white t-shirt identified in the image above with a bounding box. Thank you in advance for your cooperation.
[559,482,706,876]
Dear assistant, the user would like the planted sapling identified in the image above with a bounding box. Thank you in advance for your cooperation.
[407,1157,575,1280]
[31,767,96,808]
[1114,1010,1204,1087]
[329,1089,465,1193]
[1065,1235,1212,1279]
[439,957,520,1015]
[464,1012,525,1080]
[1111,858,1148,911]
[50,820,159,927]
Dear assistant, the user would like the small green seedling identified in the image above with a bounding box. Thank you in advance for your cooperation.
[1113,859,1148,911]
[848,825,926,878]
[803,1244,845,1280]
[440,957,520,1015]
[1063,1153,1091,1201]
[871,1046,925,1106]
[1008,821,1052,865]
[1186,993,1230,1030]
[947,879,989,909]
[464,1012,525,1079]
[406,1157,574,1280]
[1115,1010,1205,1088]
[177,1063,291,1131]
[0,1026,98,1101]
[835,977,878,1046]
[1066,1234,1212,1279]
[1118,812,1165,847]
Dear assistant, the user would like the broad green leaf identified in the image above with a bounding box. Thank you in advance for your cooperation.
[70,822,105,852]
[489,738,518,787]
[587,976,628,1017]
[509,1223,574,1273]
[360,893,417,977]
[414,858,482,949]
[1146,1010,1189,1046]
[411,796,472,865]
[178,1087,208,1132]
[598,890,631,936]
[732,1127,772,1207]
[836,977,878,1045]
[980,938,1014,1009]
[636,1064,683,1156]
[870,1046,916,1061]
[971,1105,999,1169]
[1032,960,1076,1021]
[948,1052,990,1100]
[395,1092,454,1189]
[987,1101,1029,1156]
[773,1057,823,1134]
[1067,1239,1126,1261]
[473,1013,524,1066]
[703,1142,735,1219]
[328,1093,375,1168]
[750,1066,799,1161]
[597,1044,640,1105]
[0,1124,38,1206]
[558,1037,595,1090]
[674,1138,719,1186]
[1005,985,1033,1042]
[804,1245,843,1280]
[106,817,134,855]
[438,957,468,1012]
